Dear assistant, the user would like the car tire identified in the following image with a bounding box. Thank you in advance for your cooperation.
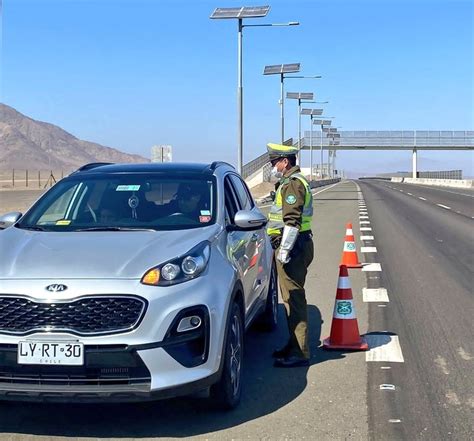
[259,260,278,332]
[210,301,243,410]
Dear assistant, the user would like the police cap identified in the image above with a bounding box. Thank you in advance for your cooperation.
[267,143,299,162]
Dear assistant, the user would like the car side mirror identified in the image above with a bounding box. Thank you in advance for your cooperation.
[228,210,267,231]
[270,191,276,201]
[0,211,23,230]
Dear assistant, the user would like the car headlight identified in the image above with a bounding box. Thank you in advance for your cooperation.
[141,241,211,286]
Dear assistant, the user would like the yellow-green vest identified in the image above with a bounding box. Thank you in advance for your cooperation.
[267,173,313,236]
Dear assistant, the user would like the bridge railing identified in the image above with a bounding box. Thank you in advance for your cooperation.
[302,130,474,147]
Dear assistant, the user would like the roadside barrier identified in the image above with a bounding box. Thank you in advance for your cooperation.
[323,265,368,351]
[340,223,363,268]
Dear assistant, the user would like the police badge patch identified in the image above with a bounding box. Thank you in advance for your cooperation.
[286,194,297,204]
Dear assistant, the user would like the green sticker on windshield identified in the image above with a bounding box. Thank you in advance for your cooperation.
[116,185,141,192]
[286,194,297,205]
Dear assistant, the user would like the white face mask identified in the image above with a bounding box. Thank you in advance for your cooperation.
[271,166,283,179]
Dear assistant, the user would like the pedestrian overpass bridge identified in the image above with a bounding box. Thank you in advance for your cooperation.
[243,130,473,183]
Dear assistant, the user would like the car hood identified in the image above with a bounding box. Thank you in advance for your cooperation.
[0,225,221,279]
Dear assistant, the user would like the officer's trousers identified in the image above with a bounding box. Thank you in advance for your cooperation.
[276,236,314,359]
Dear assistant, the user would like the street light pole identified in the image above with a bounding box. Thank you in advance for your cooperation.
[310,115,314,181]
[280,74,284,143]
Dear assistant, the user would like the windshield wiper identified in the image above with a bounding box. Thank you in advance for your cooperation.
[15,225,45,231]
[76,227,156,232]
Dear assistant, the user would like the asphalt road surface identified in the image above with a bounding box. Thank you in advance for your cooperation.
[358,179,473,440]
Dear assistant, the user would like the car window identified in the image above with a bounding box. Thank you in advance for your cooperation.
[17,174,217,231]
[229,175,254,211]
[224,176,239,223]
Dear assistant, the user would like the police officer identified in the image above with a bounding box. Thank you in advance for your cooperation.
[266,143,314,368]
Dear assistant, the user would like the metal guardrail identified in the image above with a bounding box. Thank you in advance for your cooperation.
[376,170,463,180]
[242,153,270,179]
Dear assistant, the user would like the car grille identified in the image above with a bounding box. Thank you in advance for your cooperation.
[0,296,147,336]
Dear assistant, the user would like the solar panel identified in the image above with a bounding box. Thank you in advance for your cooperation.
[264,63,300,75]
[301,108,323,116]
[286,92,314,100]
[210,6,270,19]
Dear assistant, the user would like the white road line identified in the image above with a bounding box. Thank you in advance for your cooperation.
[365,334,405,362]
[360,227,372,231]
[360,215,369,219]
[361,235,374,240]
[437,204,451,210]
[362,263,382,271]
[399,190,404,192]
[407,192,413,196]
[361,246,377,253]
[360,220,371,224]
[418,197,427,201]
[363,288,389,302]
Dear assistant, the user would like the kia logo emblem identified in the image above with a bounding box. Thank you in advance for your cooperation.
[45,284,68,293]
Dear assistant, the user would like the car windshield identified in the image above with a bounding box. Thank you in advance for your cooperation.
[16,173,217,231]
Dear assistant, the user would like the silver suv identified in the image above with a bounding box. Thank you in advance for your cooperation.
[0,162,277,409]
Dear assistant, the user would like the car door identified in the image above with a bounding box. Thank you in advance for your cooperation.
[228,175,267,311]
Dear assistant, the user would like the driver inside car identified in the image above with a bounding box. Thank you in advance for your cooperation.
[164,183,207,221]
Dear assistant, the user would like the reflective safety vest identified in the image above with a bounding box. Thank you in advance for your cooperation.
[267,173,313,236]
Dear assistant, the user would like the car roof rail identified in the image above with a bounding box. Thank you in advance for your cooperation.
[209,161,235,172]
[73,162,114,174]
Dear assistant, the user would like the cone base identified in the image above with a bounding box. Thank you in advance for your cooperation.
[322,336,369,351]
[342,262,363,269]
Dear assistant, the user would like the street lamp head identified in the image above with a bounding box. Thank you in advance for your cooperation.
[288,21,300,25]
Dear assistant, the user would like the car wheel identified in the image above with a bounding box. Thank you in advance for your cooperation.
[260,260,278,331]
[210,301,243,410]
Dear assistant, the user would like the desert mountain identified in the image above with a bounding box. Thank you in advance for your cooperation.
[0,103,149,170]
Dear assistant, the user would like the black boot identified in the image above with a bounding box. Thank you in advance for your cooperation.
[272,345,290,358]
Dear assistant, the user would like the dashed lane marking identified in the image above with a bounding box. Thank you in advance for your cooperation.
[380,384,396,390]
[360,216,369,219]
[361,246,377,253]
[363,288,389,302]
[361,235,374,240]
[437,204,452,210]
[362,263,382,271]
[407,192,413,196]
[360,220,371,224]
[418,197,427,200]
[366,334,404,362]
[360,227,372,231]
[457,347,473,361]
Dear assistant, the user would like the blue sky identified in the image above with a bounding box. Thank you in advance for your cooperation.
[2,0,473,175]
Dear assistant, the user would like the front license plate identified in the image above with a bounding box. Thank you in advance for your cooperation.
[18,341,84,366]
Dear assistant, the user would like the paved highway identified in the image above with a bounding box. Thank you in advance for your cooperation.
[358,179,473,440]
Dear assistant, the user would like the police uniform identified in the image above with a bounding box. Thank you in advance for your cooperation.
[266,143,314,367]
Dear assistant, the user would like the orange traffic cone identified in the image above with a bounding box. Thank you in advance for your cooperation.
[323,265,368,350]
[340,223,362,268]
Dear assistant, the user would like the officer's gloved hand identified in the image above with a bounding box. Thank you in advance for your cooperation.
[277,225,299,265]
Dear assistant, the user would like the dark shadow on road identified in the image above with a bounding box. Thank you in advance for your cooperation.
[0,304,344,438]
